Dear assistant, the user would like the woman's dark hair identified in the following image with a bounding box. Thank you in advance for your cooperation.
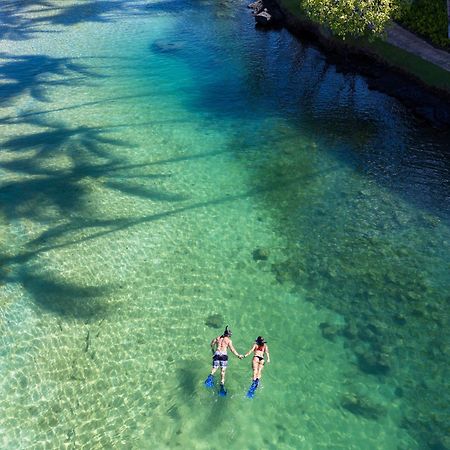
[256,336,265,345]
[223,325,232,337]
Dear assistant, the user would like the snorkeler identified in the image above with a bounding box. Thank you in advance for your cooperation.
[204,326,243,388]
[244,336,270,386]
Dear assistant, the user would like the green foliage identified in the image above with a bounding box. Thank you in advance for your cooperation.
[398,0,450,50]
[302,0,402,38]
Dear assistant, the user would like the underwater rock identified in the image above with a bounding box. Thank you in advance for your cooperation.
[356,349,390,375]
[421,213,441,228]
[205,313,223,329]
[319,322,340,341]
[253,247,269,261]
[394,387,404,398]
[422,430,450,450]
[341,393,386,420]
[271,261,294,284]
[152,40,185,53]
[357,326,379,343]
[393,313,407,325]
[343,322,358,339]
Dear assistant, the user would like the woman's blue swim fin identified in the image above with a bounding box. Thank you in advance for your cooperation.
[246,379,259,398]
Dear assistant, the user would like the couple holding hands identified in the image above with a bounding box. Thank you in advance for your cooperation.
[204,326,270,393]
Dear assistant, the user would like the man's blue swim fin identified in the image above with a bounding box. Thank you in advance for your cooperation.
[204,374,214,388]
[218,384,227,397]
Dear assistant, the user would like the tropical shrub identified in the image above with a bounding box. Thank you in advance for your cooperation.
[398,0,450,50]
[301,0,404,38]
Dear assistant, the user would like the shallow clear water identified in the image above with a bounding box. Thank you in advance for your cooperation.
[0,1,449,449]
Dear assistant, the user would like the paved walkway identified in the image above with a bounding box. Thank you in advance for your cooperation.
[386,22,450,72]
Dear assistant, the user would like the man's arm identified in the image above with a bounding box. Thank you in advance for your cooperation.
[228,340,243,359]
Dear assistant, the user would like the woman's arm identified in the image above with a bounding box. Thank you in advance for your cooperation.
[244,344,256,358]
[265,344,270,363]
[228,340,243,359]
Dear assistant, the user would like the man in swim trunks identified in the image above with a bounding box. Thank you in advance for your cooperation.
[204,326,243,387]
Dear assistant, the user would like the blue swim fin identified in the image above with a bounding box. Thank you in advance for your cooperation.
[218,384,227,397]
[204,374,214,388]
[246,379,259,398]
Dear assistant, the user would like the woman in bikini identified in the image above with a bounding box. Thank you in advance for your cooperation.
[244,336,270,385]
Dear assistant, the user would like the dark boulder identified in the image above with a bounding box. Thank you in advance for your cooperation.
[205,313,224,329]
[255,9,272,26]
[253,247,270,261]
[152,39,185,53]
[319,322,341,341]
[248,0,264,13]
[249,0,284,29]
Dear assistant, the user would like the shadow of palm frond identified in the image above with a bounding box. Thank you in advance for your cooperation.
[0,1,56,41]
[1,0,157,44]
[0,117,130,220]
[0,113,191,241]
[20,270,112,318]
[0,52,102,106]
[0,89,191,125]
[0,176,85,221]
[2,114,129,158]
[35,0,132,26]
[104,181,189,202]
[143,0,195,14]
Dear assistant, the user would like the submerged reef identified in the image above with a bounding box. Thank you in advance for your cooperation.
[246,133,450,449]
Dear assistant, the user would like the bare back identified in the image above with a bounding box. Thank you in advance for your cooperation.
[254,343,266,358]
[215,336,231,352]
[211,335,239,356]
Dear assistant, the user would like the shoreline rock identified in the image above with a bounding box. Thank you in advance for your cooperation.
[249,0,284,29]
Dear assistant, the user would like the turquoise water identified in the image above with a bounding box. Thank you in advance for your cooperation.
[0,1,449,448]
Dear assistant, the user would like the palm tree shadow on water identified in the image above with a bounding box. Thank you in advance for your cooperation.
[0,0,154,42]
[0,52,102,107]
[0,111,191,319]
[19,270,112,318]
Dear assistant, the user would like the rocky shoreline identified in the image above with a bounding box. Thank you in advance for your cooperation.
[248,0,450,128]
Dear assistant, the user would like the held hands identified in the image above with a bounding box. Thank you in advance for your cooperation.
[238,354,244,360]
